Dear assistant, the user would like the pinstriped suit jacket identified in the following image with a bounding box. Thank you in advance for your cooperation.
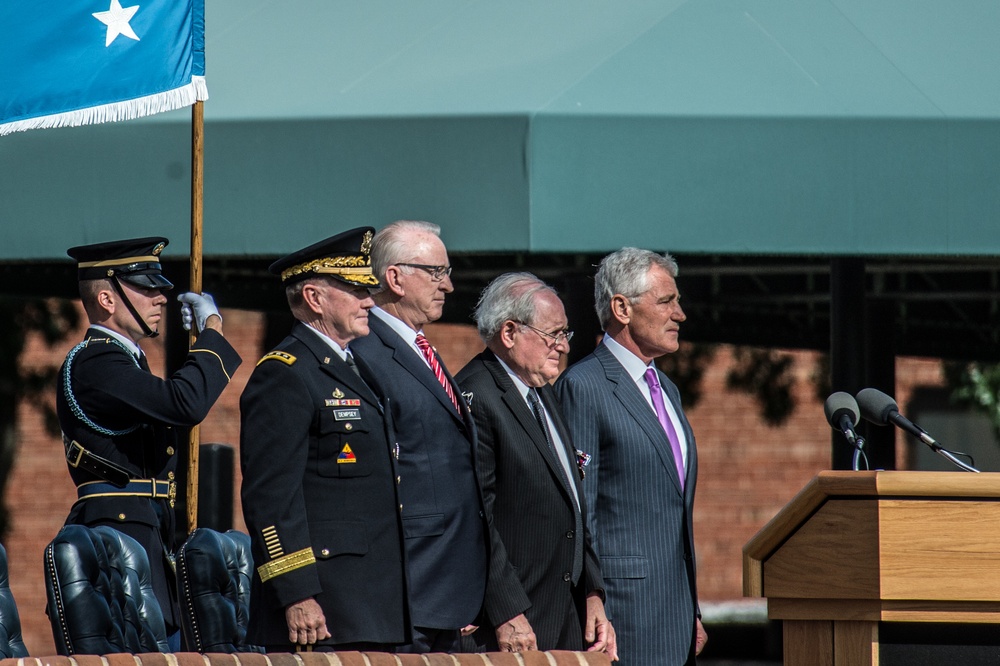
[555,342,699,666]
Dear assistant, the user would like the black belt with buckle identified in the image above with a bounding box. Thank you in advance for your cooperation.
[77,479,176,505]
[63,436,133,488]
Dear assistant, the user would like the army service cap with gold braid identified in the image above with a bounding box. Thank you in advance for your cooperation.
[269,227,379,288]
[67,236,174,290]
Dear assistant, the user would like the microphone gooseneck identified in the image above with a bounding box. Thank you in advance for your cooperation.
[855,388,980,473]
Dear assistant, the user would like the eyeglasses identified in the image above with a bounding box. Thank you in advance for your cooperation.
[516,322,574,345]
[397,263,453,281]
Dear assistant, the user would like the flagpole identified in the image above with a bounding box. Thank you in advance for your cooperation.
[187,100,205,534]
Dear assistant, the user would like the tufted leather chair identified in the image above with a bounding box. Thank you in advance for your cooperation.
[44,525,168,655]
[0,543,28,658]
[176,529,259,653]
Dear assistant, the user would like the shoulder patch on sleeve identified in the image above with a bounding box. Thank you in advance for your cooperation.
[257,351,297,366]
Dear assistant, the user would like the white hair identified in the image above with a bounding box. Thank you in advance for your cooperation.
[473,272,556,343]
[594,247,678,329]
[370,220,442,288]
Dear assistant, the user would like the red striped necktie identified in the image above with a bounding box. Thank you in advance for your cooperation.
[415,333,461,413]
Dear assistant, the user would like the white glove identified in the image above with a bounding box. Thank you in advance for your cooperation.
[177,292,221,333]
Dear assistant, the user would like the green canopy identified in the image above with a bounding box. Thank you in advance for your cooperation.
[2,0,999,259]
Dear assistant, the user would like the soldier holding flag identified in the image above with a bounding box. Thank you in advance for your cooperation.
[56,236,241,645]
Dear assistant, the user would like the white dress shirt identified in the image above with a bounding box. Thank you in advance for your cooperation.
[602,334,688,468]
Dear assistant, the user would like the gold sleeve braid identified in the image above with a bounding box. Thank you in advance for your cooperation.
[256,547,317,583]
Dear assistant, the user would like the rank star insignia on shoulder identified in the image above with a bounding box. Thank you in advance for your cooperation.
[258,351,296,366]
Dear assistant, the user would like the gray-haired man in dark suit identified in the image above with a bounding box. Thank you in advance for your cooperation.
[456,273,616,659]
[556,248,708,665]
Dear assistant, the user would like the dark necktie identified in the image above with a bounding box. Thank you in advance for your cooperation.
[137,352,150,373]
[644,367,685,490]
[415,333,461,413]
[344,351,361,377]
[528,388,583,581]
[528,389,578,507]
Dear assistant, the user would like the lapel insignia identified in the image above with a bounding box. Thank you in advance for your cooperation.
[461,391,474,411]
[332,388,345,399]
[324,356,331,364]
[337,443,357,464]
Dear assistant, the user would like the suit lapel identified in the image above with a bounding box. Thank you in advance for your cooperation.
[595,344,684,495]
[481,354,577,505]
[370,316,466,425]
[538,384,586,498]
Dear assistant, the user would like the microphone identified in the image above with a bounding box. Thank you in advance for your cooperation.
[824,392,862,448]
[855,388,935,447]
[856,387,980,473]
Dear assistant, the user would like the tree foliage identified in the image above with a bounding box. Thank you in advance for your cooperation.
[656,343,717,409]
[945,361,1000,441]
[725,347,798,427]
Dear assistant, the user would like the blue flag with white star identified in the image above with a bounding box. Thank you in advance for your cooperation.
[0,0,206,136]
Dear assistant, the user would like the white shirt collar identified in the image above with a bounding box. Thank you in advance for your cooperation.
[303,323,349,361]
[602,333,654,382]
[90,324,142,358]
[601,333,688,465]
[494,353,533,402]
[371,306,434,369]
[371,306,420,345]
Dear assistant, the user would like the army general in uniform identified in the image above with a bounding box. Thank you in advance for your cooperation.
[57,237,242,641]
[239,227,409,652]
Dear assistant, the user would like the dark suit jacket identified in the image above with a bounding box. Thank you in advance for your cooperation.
[456,351,603,651]
[556,342,699,666]
[57,326,242,631]
[351,313,488,629]
[239,322,408,648]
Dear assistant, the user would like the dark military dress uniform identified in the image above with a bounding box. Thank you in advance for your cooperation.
[56,238,242,633]
[239,228,408,650]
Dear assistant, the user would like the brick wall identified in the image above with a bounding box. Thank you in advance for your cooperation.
[1,651,610,666]
[8,304,946,654]
[12,306,264,655]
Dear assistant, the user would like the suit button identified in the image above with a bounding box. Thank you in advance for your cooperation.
[563,572,572,582]
[566,530,574,539]
[167,471,175,480]
[166,446,175,456]
[396,476,401,485]
[320,548,330,557]
[345,423,353,431]
[399,504,403,512]
[118,513,126,521]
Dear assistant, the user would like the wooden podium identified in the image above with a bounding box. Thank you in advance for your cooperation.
[744,470,1000,665]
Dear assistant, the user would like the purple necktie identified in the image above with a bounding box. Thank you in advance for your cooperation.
[644,367,685,490]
